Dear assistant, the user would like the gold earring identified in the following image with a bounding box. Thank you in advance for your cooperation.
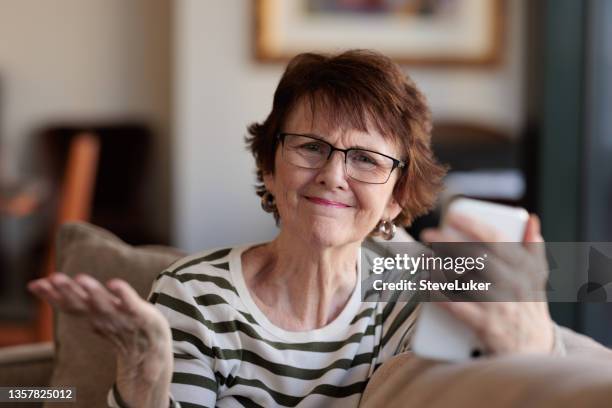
[373,219,396,240]
[261,191,276,213]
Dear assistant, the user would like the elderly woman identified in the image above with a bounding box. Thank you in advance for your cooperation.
[29,50,556,407]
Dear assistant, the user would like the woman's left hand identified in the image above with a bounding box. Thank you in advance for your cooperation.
[420,213,555,355]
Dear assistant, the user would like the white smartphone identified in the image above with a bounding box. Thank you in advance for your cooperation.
[411,197,529,361]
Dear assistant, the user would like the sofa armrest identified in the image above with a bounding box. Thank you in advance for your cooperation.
[361,350,612,408]
[559,326,612,358]
[361,326,612,407]
[0,342,54,387]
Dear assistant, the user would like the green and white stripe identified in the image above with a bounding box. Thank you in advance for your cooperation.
[110,244,418,408]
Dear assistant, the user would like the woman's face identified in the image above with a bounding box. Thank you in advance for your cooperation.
[263,101,402,248]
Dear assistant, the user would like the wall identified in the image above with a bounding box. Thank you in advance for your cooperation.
[173,0,526,251]
[0,0,171,242]
[581,0,612,346]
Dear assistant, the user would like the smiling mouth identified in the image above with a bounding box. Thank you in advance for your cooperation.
[305,196,351,208]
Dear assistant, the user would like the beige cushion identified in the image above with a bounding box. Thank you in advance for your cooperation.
[46,222,184,408]
[362,347,612,408]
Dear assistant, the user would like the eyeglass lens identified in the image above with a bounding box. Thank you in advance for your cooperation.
[282,134,396,184]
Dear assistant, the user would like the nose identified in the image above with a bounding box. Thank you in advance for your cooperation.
[314,150,349,189]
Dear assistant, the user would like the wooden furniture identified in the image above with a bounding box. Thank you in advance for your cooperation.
[38,132,100,341]
[0,132,100,345]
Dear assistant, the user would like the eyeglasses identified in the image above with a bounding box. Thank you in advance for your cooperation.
[277,133,406,184]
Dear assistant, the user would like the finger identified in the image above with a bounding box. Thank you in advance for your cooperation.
[106,279,145,317]
[105,279,146,333]
[76,275,140,335]
[440,302,517,354]
[28,278,64,306]
[523,214,543,243]
[75,274,121,315]
[519,215,549,288]
[523,214,547,260]
[446,213,507,242]
[48,273,90,313]
[420,228,513,297]
[438,302,489,340]
[447,213,528,265]
[51,274,89,299]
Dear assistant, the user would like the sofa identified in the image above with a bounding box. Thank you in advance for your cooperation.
[1,222,612,407]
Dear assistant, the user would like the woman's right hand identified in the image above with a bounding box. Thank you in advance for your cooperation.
[28,273,173,408]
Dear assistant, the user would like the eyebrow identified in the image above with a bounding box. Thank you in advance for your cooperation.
[300,132,383,153]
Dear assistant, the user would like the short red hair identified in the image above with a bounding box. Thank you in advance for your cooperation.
[246,49,447,226]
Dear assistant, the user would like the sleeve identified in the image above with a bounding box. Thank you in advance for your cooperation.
[107,384,179,408]
[107,270,219,408]
[152,271,220,407]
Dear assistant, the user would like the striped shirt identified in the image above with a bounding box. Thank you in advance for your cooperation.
[109,243,418,408]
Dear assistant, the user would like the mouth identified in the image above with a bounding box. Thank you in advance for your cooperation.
[305,196,352,208]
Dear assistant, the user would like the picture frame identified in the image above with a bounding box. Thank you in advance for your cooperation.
[254,0,504,66]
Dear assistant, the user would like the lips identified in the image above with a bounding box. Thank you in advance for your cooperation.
[305,196,351,208]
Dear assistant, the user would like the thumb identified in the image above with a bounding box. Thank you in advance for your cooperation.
[106,279,145,316]
[524,215,547,274]
[524,214,544,243]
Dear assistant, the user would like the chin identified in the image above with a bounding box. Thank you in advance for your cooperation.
[302,219,356,248]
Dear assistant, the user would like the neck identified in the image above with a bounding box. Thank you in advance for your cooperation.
[244,230,360,330]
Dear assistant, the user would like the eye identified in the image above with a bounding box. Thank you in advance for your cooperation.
[352,152,378,165]
[298,142,325,152]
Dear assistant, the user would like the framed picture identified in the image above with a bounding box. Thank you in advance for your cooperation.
[254,0,504,66]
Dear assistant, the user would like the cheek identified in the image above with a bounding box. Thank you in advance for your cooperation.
[354,186,393,220]
[281,188,300,211]
[275,169,311,210]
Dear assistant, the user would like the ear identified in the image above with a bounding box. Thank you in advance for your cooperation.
[262,172,275,196]
[383,196,402,222]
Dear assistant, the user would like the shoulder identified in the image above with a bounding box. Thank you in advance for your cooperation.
[149,246,239,302]
[149,245,259,338]
[164,246,234,276]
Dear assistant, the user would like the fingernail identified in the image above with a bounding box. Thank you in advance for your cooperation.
[79,277,98,289]
[533,214,541,229]
[53,276,69,286]
[106,279,121,289]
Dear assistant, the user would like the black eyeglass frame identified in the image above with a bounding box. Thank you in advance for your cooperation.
[277,132,407,184]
